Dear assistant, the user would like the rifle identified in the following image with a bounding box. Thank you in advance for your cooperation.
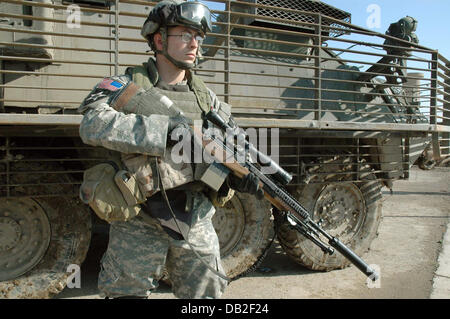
[192,110,379,282]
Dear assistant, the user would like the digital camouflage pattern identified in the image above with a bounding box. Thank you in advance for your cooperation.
[97,191,228,298]
[78,66,230,298]
[78,75,169,158]
[78,68,232,198]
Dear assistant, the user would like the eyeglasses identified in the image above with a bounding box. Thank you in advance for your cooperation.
[167,31,205,45]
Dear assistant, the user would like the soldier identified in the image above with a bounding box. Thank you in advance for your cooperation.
[78,0,262,299]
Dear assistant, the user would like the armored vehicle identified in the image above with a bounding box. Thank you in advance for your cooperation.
[0,0,449,298]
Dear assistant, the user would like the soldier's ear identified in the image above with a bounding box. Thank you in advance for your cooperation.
[153,32,164,51]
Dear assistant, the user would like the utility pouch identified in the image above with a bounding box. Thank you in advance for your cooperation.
[79,163,145,223]
[114,170,146,206]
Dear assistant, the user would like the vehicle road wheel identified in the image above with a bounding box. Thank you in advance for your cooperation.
[0,196,91,298]
[212,192,273,279]
[276,159,383,271]
[0,158,92,298]
[417,156,436,170]
[438,157,450,167]
[417,146,436,170]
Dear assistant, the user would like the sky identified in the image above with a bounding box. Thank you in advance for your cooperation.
[323,0,450,58]
[202,0,450,60]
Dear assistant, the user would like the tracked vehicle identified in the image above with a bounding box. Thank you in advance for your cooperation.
[0,0,449,298]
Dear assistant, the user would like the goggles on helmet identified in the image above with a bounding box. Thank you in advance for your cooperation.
[176,2,212,34]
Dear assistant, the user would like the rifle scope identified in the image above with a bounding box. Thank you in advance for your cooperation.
[206,111,293,186]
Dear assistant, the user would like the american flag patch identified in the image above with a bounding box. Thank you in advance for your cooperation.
[98,78,123,91]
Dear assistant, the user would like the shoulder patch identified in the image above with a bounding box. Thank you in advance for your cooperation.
[81,76,128,108]
[98,78,124,91]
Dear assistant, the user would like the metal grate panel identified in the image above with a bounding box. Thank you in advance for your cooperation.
[248,0,351,36]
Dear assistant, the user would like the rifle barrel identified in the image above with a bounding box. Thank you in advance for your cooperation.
[329,237,379,281]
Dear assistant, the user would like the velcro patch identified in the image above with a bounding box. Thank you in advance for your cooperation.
[98,78,123,91]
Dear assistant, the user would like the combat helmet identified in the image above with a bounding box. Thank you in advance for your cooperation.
[141,0,212,69]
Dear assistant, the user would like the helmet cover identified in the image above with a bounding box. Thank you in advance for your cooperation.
[141,0,212,40]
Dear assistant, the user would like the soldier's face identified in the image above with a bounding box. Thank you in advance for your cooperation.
[166,26,201,65]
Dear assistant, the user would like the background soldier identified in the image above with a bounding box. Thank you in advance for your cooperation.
[78,0,262,299]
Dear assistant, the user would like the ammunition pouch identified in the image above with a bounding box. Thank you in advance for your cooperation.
[79,162,146,223]
[121,151,195,198]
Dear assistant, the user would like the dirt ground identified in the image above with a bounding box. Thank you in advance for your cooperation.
[55,166,450,299]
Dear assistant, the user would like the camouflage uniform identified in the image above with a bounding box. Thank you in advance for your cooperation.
[78,60,229,299]
[98,192,225,299]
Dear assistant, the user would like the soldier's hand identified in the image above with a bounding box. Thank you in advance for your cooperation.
[167,114,192,146]
[168,114,192,133]
[228,173,264,200]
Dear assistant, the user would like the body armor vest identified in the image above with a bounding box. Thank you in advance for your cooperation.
[117,58,226,197]
[151,86,203,121]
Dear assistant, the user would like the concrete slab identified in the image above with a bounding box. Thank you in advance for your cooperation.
[430,219,450,298]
